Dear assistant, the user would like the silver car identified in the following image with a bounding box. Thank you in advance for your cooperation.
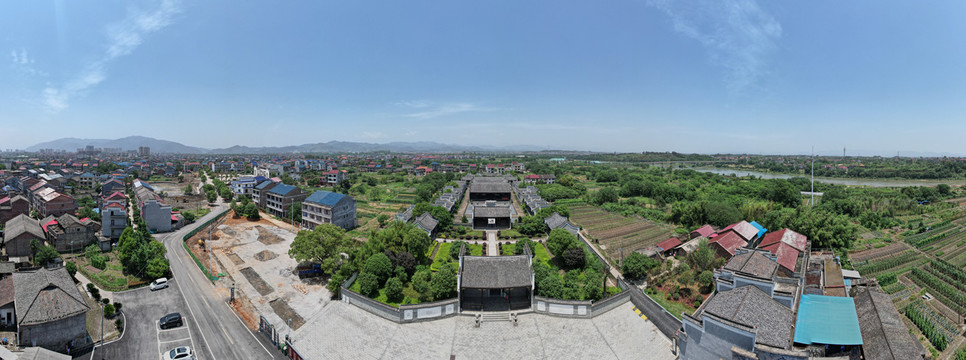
[164,346,193,360]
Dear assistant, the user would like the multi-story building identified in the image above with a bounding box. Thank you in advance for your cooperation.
[36,190,76,218]
[322,170,347,187]
[252,180,279,210]
[138,146,150,157]
[42,214,99,253]
[0,195,29,224]
[264,184,308,219]
[101,203,127,240]
[301,191,356,230]
[230,176,263,196]
[134,181,176,233]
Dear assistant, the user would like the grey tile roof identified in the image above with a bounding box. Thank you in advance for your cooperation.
[853,288,925,360]
[4,214,45,242]
[460,255,532,289]
[700,285,794,349]
[0,276,13,307]
[13,267,91,326]
[415,212,438,233]
[468,182,513,194]
[473,206,511,218]
[544,212,569,229]
[723,250,778,280]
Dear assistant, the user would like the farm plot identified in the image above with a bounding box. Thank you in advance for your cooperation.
[850,242,909,263]
[906,259,966,317]
[569,205,674,261]
[853,250,924,278]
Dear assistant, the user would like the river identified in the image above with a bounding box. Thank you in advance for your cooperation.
[689,168,966,187]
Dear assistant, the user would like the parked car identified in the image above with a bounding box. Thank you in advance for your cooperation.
[150,277,169,291]
[164,346,194,360]
[296,262,323,278]
[159,313,183,329]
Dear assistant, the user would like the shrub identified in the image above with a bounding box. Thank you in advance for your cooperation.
[547,229,579,258]
[411,270,432,301]
[103,304,115,318]
[115,318,124,333]
[449,241,468,259]
[114,302,123,312]
[65,261,77,278]
[385,277,404,303]
[87,283,101,301]
[358,272,379,298]
[537,275,563,299]
[101,298,110,305]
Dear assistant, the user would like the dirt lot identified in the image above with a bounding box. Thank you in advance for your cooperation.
[186,213,329,334]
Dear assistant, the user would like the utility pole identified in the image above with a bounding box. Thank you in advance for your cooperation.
[811,146,815,207]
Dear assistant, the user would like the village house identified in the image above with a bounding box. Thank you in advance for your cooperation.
[134,181,177,233]
[42,214,100,253]
[264,184,309,219]
[301,191,356,230]
[3,214,45,258]
[322,170,347,187]
[0,195,30,224]
[13,267,92,352]
[252,180,279,210]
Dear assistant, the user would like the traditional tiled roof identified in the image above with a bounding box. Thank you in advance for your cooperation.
[853,288,925,360]
[0,276,13,307]
[723,250,778,279]
[699,285,794,349]
[13,267,91,326]
[415,212,438,233]
[4,214,45,241]
[544,212,569,229]
[473,206,511,218]
[460,255,532,289]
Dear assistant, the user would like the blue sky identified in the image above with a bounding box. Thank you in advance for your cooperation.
[3,0,966,155]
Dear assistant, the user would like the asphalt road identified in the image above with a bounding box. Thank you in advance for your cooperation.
[92,204,280,360]
[92,278,198,360]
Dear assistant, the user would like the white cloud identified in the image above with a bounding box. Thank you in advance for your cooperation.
[647,0,782,94]
[400,102,496,119]
[43,0,183,113]
[10,49,32,65]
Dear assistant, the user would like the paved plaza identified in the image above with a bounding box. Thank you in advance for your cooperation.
[288,300,675,360]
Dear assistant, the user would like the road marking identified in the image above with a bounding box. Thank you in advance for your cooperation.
[184,314,199,360]
[221,325,234,345]
[201,293,211,309]
[159,337,192,343]
[156,320,162,359]
[173,275,217,360]
[226,302,274,358]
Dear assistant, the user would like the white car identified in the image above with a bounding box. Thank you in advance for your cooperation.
[150,278,168,291]
[164,346,193,360]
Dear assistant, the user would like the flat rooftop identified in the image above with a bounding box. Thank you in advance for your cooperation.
[289,301,674,360]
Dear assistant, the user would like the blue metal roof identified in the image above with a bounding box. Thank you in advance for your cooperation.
[268,184,298,195]
[793,295,863,346]
[749,221,767,240]
[254,180,275,190]
[305,190,346,207]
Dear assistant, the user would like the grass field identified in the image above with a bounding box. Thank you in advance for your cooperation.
[569,204,674,263]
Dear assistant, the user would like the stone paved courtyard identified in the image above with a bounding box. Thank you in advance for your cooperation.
[288,300,675,360]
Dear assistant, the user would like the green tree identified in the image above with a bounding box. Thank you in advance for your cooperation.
[698,270,715,292]
[385,277,404,303]
[363,253,394,284]
[593,187,619,205]
[244,203,260,220]
[288,224,355,277]
[430,264,457,300]
[515,216,548,236]
[622,252,659,280]
[206,190,217,203]
[937,184,951,196]
[145,257,170,279]
[220,187,234,202]
[583,269,605,301]
[34,245,60,267]
[537,275,563,298]
[547,228,579,258]
[183,185,193,195]
[377,214,389,227]
[357,272,379,297]
[411,270,433,301]
[65,261,78,278]
[368,222,432,263]
[562,247,586,269]
[103,304,116,318]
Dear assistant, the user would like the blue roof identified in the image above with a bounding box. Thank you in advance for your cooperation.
[254,180,275,190]
[793,295,863,346]
[749,221,767,239]
[268,184,298,195]
[305,190,346,207]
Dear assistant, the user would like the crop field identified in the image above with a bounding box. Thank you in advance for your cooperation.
[569,205,674,261]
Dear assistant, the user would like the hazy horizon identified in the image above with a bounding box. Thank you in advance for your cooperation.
[4,1,966,155]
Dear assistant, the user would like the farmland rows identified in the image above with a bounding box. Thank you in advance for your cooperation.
[850,242,909,262]
[903,222,955,245]
[929,228,966,250]
[941,243,966,262]
[584,218,640,232]
[854,251,919,275]
[596,223,655,239]
[906,300,958,350]
[907,268,966,315]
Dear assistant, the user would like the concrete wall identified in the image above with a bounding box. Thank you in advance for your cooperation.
[399,298,459,323]
[341,288,401,322]
[0,303,14,326]
[533,296,592,318]
[589,290,631,317]
[142,201,172,233]
[4,234,37,257]
[102,208,126,239]
[18,312,89,351]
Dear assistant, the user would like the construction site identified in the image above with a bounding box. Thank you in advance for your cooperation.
[185,212,331,336]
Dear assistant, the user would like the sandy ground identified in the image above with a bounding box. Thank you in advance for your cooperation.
[187,213,331,335]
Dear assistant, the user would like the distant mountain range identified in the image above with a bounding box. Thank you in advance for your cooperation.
[26,136,548,154]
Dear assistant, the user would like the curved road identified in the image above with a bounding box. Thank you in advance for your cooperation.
[155,204,280,360]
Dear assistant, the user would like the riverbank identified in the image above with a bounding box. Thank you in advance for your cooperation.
[689,167,966,187]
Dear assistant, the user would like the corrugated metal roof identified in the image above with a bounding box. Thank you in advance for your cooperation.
[305,190,347,207]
